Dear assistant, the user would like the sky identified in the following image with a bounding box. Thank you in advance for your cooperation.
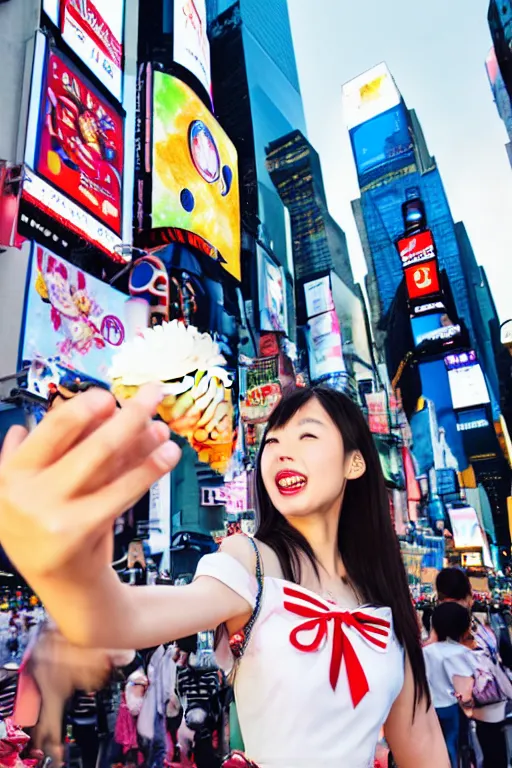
[288,0,512,324]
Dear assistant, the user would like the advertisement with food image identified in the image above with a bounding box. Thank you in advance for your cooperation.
[149,72,240,280]
[110,320,236,475]
[36,49,124,234]
[20,244,127,391]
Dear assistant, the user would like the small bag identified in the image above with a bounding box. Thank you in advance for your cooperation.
[472,651,512,708]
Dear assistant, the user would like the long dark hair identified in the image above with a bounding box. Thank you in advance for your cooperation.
[255,385,430,712]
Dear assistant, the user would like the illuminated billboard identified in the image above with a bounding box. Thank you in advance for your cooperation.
[447,505,493,567]
[20,245,127,388]
[174,0,211,99]
[304,276,334,318]
[306,310,345,380]
[150,73,240,280]
[404,260,440,302]
[445,351,490,410]
[36,49,124,235]
[411,312,461,348]
[397,230,436,268]
[258,247,287,333]
[43,0,124,101]
[342,63,401,131]
[350,103,414,184]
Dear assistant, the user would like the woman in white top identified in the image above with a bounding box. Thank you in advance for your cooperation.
[0,384,449,767]
[423,603,476,767]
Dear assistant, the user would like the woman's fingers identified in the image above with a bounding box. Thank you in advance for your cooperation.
[46,385,165,492]
[5,389,117,473]
[0,426,28,465]
[82,439,182,527]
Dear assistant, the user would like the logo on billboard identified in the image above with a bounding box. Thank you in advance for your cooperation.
[189,121,220,183]
[412,301,445,316]
[398,230,435,268]
[405,259,440,301]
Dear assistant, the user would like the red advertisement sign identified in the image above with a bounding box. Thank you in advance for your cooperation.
[37,50,124,234]
[397,230,435,268]
[404,259,440,301]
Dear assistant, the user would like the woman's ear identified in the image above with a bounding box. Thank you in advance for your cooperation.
[346,451,366,480]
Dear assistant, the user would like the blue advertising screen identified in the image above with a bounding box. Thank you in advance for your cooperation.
[411,312,461,348]
[350,103,414,185]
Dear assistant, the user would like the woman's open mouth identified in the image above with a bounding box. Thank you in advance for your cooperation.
[275,470,308,496]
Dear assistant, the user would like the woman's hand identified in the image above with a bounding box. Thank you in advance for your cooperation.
[0,384,181,591]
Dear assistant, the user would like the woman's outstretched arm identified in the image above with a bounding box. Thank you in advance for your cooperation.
[0,385,249,649]
[384,656,449,767]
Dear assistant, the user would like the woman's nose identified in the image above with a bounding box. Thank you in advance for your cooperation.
[278,454,293,462]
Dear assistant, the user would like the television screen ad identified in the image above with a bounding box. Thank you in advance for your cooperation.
[36,49,124,235]
[445,352,490,410]
[397,230,436,268]
[304,275,334,319]
[174,0,211,100]
[404,259,440,302]
[350,103,414,184]
[342,63,401,131]
[21,245,127,387]
[43,0,124,101]
[306,310,345,380]
[151,73,240,281]
[411,312,461,348]
[258,247,287,333]
[447,505,492,567]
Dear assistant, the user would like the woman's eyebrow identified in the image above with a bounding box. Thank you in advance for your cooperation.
[297,418,324,427]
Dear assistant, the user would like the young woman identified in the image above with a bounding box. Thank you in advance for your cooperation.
[423,603,476,767]
[0,384,448,766]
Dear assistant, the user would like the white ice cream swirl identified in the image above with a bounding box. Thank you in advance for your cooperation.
[109,320,228,388]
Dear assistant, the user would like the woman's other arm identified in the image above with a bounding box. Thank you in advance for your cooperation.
[384,656,450,768]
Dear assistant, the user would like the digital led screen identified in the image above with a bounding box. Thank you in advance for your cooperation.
[445,352,490,410]
[304,276,334,319]
[404,259,440,302]
[151,73,240,280]
[411,300,446,317]
[43,0,124,101]
[306,310,345,381]
[21,245,127,388]
[397,230,436,268]
[350,103,414,184]
[36,49,124,235]
[447,505,493,568]
[174,0,211,100]
[258,247,287,333]
[343,63,401,130]
[411,312,461,348]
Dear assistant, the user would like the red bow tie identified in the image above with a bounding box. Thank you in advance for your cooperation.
[283,587,391,708]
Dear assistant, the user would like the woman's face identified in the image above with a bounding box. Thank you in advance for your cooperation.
[260,398,351,520]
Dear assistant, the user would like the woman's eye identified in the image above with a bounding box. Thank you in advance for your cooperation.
[300,433,318,440]
[263,437,278,446]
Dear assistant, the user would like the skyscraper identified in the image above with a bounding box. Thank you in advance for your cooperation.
[488,0,512,102]
[486,46,512,166]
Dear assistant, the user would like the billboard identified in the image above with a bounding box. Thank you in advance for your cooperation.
[20,245,127,388]
[174,0,212,100]
[501,319,512,347]
[404,260,440,302]
[411,312,461,348]
[150,73,240,280]
[306,310,345,381]
[304,276,334,318]
[258,247,287,333]
[350,103,414,184]
[445,351,491,410]
[447,505,493,568]
[365,391,390,435]
[43,0,124,101]
[397,230,436,268]
[36,49,124,235]
[342,63,401,131]
[486,47,499,92]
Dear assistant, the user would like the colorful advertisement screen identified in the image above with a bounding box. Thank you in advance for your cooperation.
[21,245,127,387]
[445,352,491,410]
[304,276,334,319]
[397,230,436,268]
[258,247,287,333]
[36,49,124,235]
[43,0,124,101]
[342,63,401,131]
[306,310,345,381]
[350,103,414,185]
[404,259,440,302]
[151,73,240,281]
[447,505,493,568]
[174,0,212,100]
[411,312,461,348]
